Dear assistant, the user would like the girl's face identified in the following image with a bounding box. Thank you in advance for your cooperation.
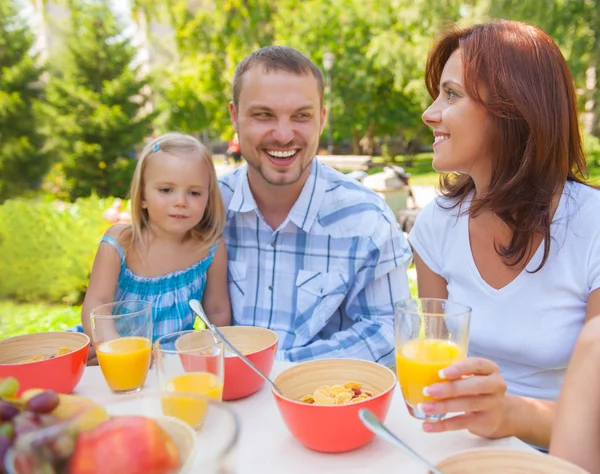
[422,49,495,185]
[141,152,210,237]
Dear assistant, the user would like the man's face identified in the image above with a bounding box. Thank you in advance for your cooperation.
[229,66,326,189]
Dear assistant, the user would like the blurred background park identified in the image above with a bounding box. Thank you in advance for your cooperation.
[1,0,599,339]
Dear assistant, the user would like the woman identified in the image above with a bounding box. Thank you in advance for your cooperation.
[409,20,600,449]
[551,317,600,473]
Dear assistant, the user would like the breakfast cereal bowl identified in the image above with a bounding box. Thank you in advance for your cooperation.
[177,326,278,400]
[0,332,89,395]
[433,448,589,473]
[272,358,396,453]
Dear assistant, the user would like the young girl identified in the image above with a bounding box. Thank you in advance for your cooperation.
[80,132,231,363]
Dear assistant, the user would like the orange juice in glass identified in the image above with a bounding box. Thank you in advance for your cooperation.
[395,298,470,421]
[90,300,153,394]
[154,330,224,430]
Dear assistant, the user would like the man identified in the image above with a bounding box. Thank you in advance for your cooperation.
[219,46,412,366]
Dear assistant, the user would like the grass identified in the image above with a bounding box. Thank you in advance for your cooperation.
[0,300,80,340]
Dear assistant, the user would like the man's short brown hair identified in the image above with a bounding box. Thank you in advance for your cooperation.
[232,46,324,108]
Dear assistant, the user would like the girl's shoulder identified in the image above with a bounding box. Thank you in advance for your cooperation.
[104,224,131,242]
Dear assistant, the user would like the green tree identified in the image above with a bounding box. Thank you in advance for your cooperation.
[154,0,275,138]
[43,0,156,200]
[0,0,48,202]
[273,0,428,154]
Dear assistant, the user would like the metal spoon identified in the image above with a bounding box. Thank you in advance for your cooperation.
[189,299,283,395]
[358,409,444,474]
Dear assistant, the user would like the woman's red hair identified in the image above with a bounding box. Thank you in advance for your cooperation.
[424,20,590,271]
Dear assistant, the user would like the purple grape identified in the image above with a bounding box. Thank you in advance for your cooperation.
[13,412,41,437]
[0,435,11,463]
[26,391,59,414]
[0,400,19,422]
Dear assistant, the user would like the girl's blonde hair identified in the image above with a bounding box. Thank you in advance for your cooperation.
[126,132,226,251]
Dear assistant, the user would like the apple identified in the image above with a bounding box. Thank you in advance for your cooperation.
[69,416,180,474]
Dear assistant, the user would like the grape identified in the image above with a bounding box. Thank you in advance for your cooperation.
[0,422,13,439]
[13,412,41,437]
[0,435,11,464]
[0,377,19,398]
[0,400,19,422]
[26,391,59,414]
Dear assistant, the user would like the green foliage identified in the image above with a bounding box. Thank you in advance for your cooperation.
[0,196,111,304]
[0,301,80,340]
[42,0,157,200]
[0,0,48,202]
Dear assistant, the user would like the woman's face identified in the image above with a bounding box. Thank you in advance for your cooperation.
[422,49,495,184]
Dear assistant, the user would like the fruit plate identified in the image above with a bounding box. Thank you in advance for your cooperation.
[5,391,239,474]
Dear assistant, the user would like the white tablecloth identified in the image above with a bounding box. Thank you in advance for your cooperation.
[75,361,534,474]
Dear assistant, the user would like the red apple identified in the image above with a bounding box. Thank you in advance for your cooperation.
[69,416,180,474]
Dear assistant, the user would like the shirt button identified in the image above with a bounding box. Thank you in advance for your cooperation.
[268,285,273,291]
[270,241,276,248]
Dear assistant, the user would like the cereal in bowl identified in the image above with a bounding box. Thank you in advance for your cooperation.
[299,381,373,405]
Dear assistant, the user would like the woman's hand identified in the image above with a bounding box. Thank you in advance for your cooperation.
[418,357,510,439]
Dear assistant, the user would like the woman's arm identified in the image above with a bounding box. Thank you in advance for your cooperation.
[550,290,600,473]
[202,239,232,327]
[414,251,448,298]
[413,256,600,449]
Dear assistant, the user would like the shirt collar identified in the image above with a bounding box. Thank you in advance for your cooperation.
[227,159,326,233]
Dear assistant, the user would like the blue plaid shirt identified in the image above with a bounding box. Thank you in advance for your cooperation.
[219,160,412,366]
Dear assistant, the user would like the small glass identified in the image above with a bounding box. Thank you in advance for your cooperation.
[5,390,239,474]
[395,298,471,421]
[90,300,153,394]
[154,330,224,430]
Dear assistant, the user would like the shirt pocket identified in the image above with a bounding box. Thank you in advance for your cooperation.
[227,260,246,324]
[294,270,349,346]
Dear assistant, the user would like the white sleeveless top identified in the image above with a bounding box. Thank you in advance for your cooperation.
[408,181,600,400]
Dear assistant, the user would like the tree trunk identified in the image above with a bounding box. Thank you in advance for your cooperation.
[351,128,361,154]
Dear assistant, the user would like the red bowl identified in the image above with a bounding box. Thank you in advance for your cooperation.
[0,332,89,396]
[219,326,278,400]
[272,358,396,453]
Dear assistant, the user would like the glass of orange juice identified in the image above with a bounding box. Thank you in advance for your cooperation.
[395,298,471,421]
[90,300,153,394]
[154,330,224,430]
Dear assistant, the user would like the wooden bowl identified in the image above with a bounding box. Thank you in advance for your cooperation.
[176,326,278,401]
[434,449,589,473]
[0,332,89,395]
[272,358,396,453]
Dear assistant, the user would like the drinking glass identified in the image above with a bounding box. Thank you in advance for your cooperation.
[154,330,224,430]
[395,298,471,421]
[90,300,153,394]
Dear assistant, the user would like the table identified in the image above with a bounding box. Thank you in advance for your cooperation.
[75,362,535,474]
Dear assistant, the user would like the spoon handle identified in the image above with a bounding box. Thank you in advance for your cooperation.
[359,409,444,474]
[212,325,283,395]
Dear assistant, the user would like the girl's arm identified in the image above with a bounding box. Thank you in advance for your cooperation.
[202,239,232,327]
[550,297,600,473]
[414,251,448,298]
[81,227,123,361]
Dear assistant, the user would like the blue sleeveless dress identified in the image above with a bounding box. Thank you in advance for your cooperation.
[70,235,218,341]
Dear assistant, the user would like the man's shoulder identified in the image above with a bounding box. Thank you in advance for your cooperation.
[316,163,397,237]
[218,167,244,203]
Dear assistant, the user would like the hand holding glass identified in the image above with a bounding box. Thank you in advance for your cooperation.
[395,298,470,421]
[90,300,153,394]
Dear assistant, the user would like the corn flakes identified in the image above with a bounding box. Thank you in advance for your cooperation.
[299,381,374,405]
[20,347,72,364]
